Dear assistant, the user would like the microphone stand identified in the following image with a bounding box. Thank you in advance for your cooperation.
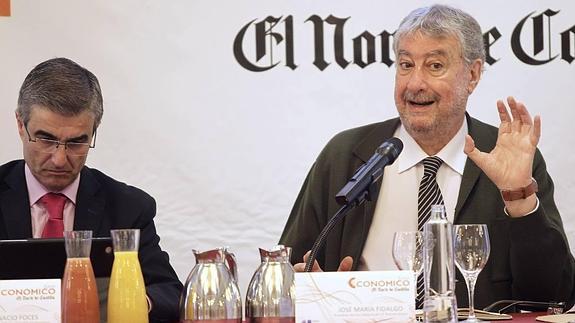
[302,137,402,272]
[303,177,380,272]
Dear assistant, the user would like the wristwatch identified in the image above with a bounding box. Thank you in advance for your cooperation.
[500,178,538,201]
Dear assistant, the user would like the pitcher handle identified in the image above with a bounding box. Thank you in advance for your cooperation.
[224,249,238,282]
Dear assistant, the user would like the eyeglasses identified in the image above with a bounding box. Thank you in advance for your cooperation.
[24,124,96,156]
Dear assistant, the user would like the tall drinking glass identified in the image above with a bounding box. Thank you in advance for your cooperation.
[108,229,149,323]
[453,224,490,322]
[392,231,424,305]
[62,230,100,323]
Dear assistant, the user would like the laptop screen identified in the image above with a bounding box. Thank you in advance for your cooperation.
[0,237,114,279]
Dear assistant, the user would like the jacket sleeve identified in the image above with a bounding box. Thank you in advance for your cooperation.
[279,161,328,268]
[507,149,575,308]
[137,196,184,323]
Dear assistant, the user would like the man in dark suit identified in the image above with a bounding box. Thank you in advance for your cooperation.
[280,4,575,310]
[0,57,182,322]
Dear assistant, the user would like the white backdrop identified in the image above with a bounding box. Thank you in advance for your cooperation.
[1,0,574,299]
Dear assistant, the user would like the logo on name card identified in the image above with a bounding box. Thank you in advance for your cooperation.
[348,277,411,292]
[0,279,61,322]
[0,286,58,300]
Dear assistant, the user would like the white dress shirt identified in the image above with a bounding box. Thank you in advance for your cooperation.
[358,120,468,270]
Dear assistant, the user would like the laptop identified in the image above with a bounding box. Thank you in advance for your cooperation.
[0,237,114,279]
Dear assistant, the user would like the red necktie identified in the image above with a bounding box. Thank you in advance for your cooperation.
[40,193,68,238]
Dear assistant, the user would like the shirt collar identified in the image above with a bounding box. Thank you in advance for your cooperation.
[24,164,80,206]
[395,118,468,175]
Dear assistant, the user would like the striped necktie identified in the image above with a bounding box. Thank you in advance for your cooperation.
[416,156,445,308]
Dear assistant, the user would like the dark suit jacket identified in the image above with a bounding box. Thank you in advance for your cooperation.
[280,115,575,309]
[0,160,183,323]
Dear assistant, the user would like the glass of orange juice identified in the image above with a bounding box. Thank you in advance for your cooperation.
[107,229,148,323]
[62,230,100,323]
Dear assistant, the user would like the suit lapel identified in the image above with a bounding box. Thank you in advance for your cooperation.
[342,118,401,265]
[0,161,33,238]
[454,115,496,223]
[74,167,106,235]
[455,159,481,223]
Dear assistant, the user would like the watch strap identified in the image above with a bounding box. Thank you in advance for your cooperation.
[500,178,538,201]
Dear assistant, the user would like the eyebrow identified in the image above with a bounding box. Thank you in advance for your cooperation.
[427,49,449,58]
[34,129,90,143]
[397,49,449,58]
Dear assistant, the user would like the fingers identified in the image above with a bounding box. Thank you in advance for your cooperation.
[498,97,540,137]
[507,97,523,132]
[497,100,512,134]
[338,256,354,271]
[464,134,490,171]
[503,97,533,126]
[299,250,323,272]
[295,251,353,272]
[532,115,541,145]
[497,99,511,122]
[463,134,476,155]
[512,98,533,126]
[293,262,307,272]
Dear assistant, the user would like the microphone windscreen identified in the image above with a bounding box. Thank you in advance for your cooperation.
[377,137,403,162]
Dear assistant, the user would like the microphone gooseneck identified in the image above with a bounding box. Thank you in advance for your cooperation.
[304,137,403,272]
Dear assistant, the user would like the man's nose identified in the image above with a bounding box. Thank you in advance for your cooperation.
[50,144,68,166]
[406,67,428,92]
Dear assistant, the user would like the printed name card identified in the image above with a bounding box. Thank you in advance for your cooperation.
[0,279,61,323]
[295,270,415,323]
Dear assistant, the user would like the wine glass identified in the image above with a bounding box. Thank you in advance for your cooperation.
[454,224,491,322]
[392,231,424,304]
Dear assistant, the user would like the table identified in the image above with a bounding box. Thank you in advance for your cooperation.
[510,312,570,322]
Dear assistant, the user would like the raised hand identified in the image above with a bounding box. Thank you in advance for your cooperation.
[464,97,540,216]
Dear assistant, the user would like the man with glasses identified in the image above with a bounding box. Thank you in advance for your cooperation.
[0,57,182,322]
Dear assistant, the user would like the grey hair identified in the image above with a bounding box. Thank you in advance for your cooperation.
[393,4,485,65]
[16,57,103,131]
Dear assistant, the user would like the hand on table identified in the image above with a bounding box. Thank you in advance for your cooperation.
[293,250,353,272]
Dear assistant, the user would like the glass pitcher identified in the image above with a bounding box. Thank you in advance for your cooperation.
[180,247,242,322]
[62,230,100,323]
[245,245,295,323]
[107,229,148,323]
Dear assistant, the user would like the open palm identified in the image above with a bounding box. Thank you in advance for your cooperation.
[464,97,540,190]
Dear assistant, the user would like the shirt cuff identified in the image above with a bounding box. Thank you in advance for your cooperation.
[503,197,540,217]
[146,294,152,313]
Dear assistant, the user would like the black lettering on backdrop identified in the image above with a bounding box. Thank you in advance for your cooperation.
[233,9,573,72]
[560,25,575,63]
[379,31,395,67]
[233,16,296,71]
[353,31,376,68]
[483,27,502,65]
[307,15,351,70]
[306,15,328,70]
[511,10,559,65]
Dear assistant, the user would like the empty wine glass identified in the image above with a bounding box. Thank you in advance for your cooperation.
[454,224,491,322]
[392,231,424,305]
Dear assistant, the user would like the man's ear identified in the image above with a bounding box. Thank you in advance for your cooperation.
[16,112,25,140]
[467,59,483,94]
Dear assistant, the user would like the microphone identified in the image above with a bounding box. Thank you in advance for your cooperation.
[335,137,403,206]
[304,137,403,272]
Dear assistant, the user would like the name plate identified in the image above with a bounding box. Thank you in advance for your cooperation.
[295,270,415,323]
[0,279,61,323]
